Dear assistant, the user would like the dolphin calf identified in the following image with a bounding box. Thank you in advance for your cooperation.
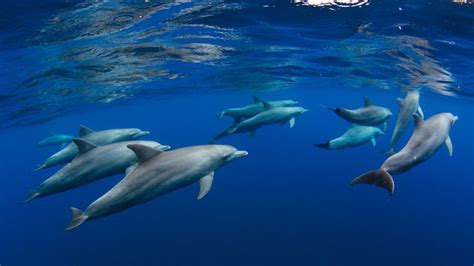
[212,102,308,142]
[35,125,150,170]
[386,91,424,154]
[65,144,248,230]
[25,139,170,203]
[218,96,298,121]
[321,96,392,129]
[37,133,75,148]
[351,113,457,195]
[314,124,384,150]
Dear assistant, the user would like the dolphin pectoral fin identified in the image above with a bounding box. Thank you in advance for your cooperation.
[371,138,376,146]
[125,164,138,175]
[445,136,453,157]
[351,169,394,195]
[396,98,404,107]
[65,207,89,231]
[417,106,424,119]
[289,117,295,128]
[79,125,94,137]
[127,144,164,163]
[34,164,46,171]
[384,148,395,155]
[60,142,67,149]
[197,172,214,200]
[383,122,387,132]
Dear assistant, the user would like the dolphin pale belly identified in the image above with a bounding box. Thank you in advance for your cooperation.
[351,113,457,195]
[35,125,150,170]
[322,96,392,127]
[315,124,384,150]
[25,140,170,202]
[65,144,248,230]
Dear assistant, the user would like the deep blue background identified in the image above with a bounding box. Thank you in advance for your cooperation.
[1,87,473,266]
[0,0,473,265]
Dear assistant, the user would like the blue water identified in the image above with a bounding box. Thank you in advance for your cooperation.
[1,0,473,265]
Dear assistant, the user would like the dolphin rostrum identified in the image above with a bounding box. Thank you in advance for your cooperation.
[35,125,150,170]
[321,96,392,129]
[386,91,424,154]
[314,124,385,150]
[218,96,298,121]
[25,139,170,203]
[351,113,457,195]
[212,101,308,143]
[65,144,248,230]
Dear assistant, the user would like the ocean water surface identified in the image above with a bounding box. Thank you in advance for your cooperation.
[0,0,473,265]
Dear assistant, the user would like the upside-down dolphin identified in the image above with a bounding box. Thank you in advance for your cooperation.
[386,91,424,154]
[351,113,457,195]
[65,144,248,230]
[25,139,170,203]
[321,96,392,130]
[37,133,75,148]
[218,96,298,120]
[35,125,150,170]
[314,124,384,150]
[212,101,308,143]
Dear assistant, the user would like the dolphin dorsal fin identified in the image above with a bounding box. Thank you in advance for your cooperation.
[413,114,424,129]
[73,139,97,154]
[261,100,274,111]
[253,95,263,103]
[79,125,94,137]
[127,144,163,163]
[363,96,372,107]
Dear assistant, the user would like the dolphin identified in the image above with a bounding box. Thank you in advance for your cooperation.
[35,125,150,170]
[212,101,308,142]
[25,139,170,203]
[65,144,248,230]
[321,96,392,129]
[386,91,424,154]
[314,124,385,150]
[351,113,457,195]
[218,96,299,121]
[37,133,75,148]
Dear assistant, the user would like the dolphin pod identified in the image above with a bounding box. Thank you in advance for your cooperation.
[35,125,150,170]
[66,144,248,230]
[351,113,458,195]
[385,91,424,154]
[25,139,171,203]
[218,96,299,121]
[315,124,385,150]
[212,100,308,143]
[321,96,392,130]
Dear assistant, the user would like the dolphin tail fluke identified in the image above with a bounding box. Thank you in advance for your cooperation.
[319,104,336,111]
[351,169,394,195]
[23,191,40,203]
[313,142,330,149]
[65,207,88,231]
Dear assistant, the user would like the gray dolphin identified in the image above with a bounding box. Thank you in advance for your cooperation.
[25,139,170,203]
[35,125,150,170]
[65,144,248,230]
[351,113,457,195]
[218,96,299,121]
[37,133,75,148]
[386,91,424,154]
[321,96,392,129]
[212,101,308,143]
[314,124,385,150]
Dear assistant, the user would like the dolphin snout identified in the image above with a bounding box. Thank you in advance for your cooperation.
[234,150,248,158]
[301,109,309,114]
[135,131,150,137]
[453,116,459,123]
